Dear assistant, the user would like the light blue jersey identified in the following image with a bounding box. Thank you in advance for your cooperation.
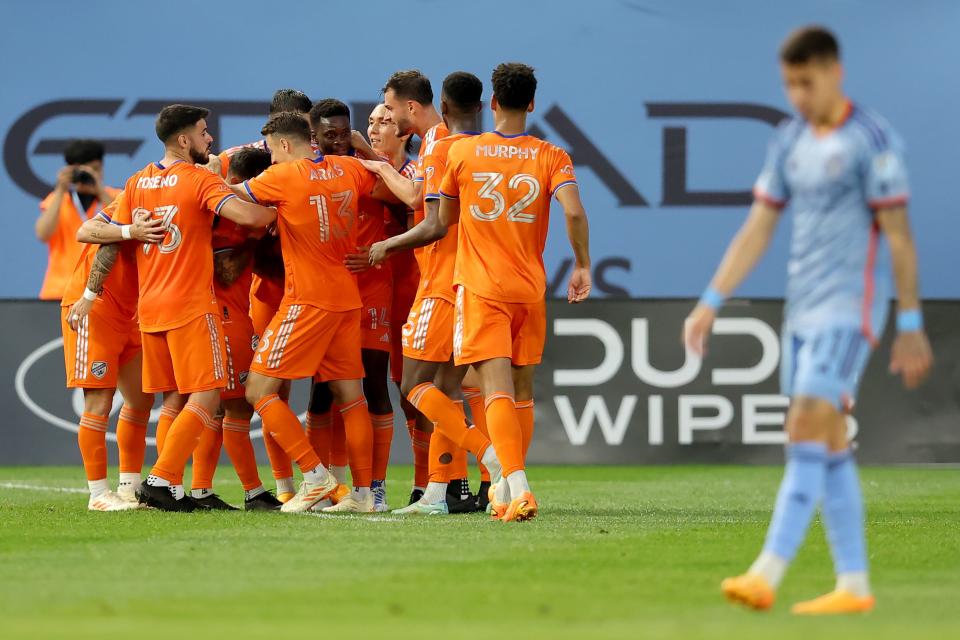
[754,103,910,407]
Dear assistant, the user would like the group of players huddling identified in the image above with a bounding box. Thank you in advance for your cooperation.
[63,62,590,524]
[59,27,933,615]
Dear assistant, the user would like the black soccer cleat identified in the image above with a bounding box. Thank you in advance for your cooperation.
[446,478,476,514]
[135,480,197,512]
[408,488,424,505]
[476,480,491,512]
[244,491,283,512]
[191,493,239,511]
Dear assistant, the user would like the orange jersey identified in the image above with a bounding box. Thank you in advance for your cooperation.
[39,186,121,300]
[218,139,268,179]
[356,193,392,298]
[243,155,376,312]
[419,131,478,302]
[212,217,253,320]
[113,160,237,332]
[383,158,418,237]
[412,123,449,268]
[440,132,577,303]
[60,193,138,319]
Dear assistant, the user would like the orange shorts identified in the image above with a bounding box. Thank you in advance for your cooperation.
[61,306,140,389]
[360,284,393,353]
[402,295,454,363]
[141,313,228,394]
[390,260,420,381]
[250,293,281,339]
[453,287,546,367]
[221,309,256,401]
[251,303,364,382]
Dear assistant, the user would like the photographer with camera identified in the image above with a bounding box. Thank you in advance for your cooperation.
[36,139,119,300]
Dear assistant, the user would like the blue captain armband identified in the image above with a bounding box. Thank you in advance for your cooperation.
[896,309,923,333]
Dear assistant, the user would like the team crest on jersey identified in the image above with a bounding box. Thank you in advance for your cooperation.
[425,166,435,181]
[91,361,108,379]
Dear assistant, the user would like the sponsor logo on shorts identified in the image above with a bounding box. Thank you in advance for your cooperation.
[239,371,248,385]
[90,361,108,379]
[251,334,260,351]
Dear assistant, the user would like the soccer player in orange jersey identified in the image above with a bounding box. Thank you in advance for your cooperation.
[188,146,284,511]
[366,72,504,516]
[436,63,592,522]
[233,112,381,514]
[367,103,427,503]
[370,71,484,509]
[72,104,277,511]
[61,194,163,510]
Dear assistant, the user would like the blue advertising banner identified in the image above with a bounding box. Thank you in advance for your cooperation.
[1,0,956,299]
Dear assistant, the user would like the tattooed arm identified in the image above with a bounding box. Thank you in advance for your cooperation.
[66,244,119,331]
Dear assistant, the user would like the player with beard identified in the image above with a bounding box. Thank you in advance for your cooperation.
[72,104,278,511]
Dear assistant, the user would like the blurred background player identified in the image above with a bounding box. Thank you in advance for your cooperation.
[188,146,284,511]
[435,62,592,522]
[683,26,932,615]
[373,70,477,509]
[37,139,119,301]
[62,194,163,510]
[73,104,276,511]
[365,72,503,516]
[307,98,396,511]
[234,112,379,513]
[367,103,426,503]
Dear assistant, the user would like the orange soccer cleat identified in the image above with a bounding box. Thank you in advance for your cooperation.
[791,590,875,615]
[501,491,538,523]
[721,574,775,611]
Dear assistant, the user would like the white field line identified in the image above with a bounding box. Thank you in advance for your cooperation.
[1,482,87,494]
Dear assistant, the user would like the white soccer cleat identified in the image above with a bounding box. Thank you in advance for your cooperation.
[88,490,141,512]
[309,498,334,512]
[392,499,449,516]
[280,474,339,514]
[321,491,375,513]
[116,484,139,505]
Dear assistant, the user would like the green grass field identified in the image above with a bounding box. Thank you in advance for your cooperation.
[0,465,957,639]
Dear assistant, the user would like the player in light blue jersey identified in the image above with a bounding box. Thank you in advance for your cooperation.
[684,26,932,615]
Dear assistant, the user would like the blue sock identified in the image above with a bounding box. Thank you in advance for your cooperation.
[822,449,868,574]
[763,442,828,561]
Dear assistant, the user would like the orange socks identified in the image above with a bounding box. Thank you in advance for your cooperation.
[116,406,150,475]
[372,413,394,482]
[305,412,332,467]
[150,403,213,482]
[409,419,430,489]
[516,400,535,460]
[262,429,293,480]
[428,430,456,483]
[330,408,348,468]
[486,393,524,476]
[254,394,322,473]
[155,405,179,454]
[222,417,263,491]
[341,398,373,488]
[78,413,108,481]
[463,387,490,481]
[408,383,491,460]
[191,417,223,490]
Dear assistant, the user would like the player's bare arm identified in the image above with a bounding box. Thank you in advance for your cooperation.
[556,184,592,304]
[683,200,781,355]
[876,205,933,388]
[65,243,119,331]
[358,158,420,209]
[368,198,446,266]
[350,131,380,160]
[217,194,276,229]
[76,212,165,245]
[214,240,256,287]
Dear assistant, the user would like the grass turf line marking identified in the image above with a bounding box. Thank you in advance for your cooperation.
[0,482,88,494]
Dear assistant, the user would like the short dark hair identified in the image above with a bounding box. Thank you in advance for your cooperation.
[260,111,312,143]
[779,26,840,64]
[491,63,537,110]
[155,104,210,143]
[310,98,351,122]
[442,72,483,112]
[382,70,433,105]
[270,88,312,114]
[228,147,272,181]
[63,139,104,165]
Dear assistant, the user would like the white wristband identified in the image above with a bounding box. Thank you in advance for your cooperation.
[120,224,132,240]
[82,288,98,302]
